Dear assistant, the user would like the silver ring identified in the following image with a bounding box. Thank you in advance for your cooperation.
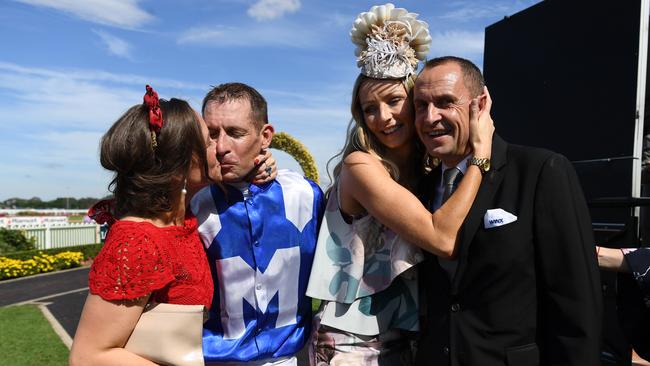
[265,166,272,175]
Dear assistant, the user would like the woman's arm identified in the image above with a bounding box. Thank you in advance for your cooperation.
[251,149,277,184]
[596,246,629,272]
[69,294,157,366]
[341,153,483,258]
[340,89,494,258]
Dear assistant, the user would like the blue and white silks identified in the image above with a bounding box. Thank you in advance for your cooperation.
[190,170,325,363]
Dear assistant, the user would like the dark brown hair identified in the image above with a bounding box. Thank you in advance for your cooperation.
[100,98,206,218]
[201,82,268,131]
[423,56,485,97]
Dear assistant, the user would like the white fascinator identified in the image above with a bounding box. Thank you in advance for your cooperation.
[350,3,431,79]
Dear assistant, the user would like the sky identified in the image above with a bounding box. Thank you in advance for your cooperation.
[0,0,541,201]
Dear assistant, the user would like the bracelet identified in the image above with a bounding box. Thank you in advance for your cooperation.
[467,156,491,175]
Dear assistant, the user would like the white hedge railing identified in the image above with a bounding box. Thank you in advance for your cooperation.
[16,224,101,250]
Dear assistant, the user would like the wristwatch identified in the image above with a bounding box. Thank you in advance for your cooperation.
[467,157,491,175]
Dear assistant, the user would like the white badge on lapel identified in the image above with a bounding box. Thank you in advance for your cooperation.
[483,208,517,229]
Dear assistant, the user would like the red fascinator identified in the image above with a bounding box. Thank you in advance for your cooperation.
[88,199,116,227]
[143,85,163,147]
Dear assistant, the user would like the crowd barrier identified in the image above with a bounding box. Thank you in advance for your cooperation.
[15,224,100,250]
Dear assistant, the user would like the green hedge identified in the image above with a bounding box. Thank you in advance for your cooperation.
[0,228,36,254]
[270,132,320,184]
[2,243,103,261]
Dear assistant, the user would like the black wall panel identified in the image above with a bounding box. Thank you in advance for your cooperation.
[484,0,641,205]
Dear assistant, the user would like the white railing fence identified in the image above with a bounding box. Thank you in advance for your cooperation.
[16,224,100,250]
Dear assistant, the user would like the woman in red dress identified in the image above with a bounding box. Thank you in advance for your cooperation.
[69,86,272,365]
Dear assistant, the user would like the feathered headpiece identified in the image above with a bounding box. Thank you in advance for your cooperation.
[350,3,431,79]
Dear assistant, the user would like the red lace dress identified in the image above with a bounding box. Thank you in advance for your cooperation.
[88,215,213,309]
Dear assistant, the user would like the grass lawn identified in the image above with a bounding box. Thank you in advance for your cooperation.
[0,300,318,365]
[0,305,69,365]
[67,215,84,223]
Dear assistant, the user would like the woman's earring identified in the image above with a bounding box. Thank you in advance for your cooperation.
[181,179,187,195]
[423,154,440,173]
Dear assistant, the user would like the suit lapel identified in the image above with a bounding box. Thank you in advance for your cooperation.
[451,135,508,293]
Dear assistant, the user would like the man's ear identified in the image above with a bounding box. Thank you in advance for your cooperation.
[260,124,274,149]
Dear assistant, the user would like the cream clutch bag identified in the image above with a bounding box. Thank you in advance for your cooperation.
[125,303,207,366]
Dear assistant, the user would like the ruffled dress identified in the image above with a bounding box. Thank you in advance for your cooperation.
[306,184,424,365]
[88,215,213,309]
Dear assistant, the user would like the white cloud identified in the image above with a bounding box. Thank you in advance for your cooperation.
[0,61,208,200]
[177,26,228,45]
[247,0,301,21]
[0,61,349,199]
[177,23,317,48]
[0,61,213,132]
[13,0,154,29]
[0,159,113,200]
[270,132,344,189]
[323,12,350,28]
[0,62,206,91]
[429,31,484,58]
[271,106,349,126]
[0,72,138,129]
[438,1,539,22]
[37,131,105,166]
[439,4,510,21]
[93,30,132,59]
[262,83,351,188]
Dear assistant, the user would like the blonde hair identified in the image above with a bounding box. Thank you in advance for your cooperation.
[327,74,421,194]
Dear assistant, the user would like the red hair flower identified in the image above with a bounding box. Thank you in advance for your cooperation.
[144,85,163,134]
[88,199,116,226]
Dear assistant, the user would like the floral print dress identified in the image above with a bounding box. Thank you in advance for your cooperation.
[306,184,424,365]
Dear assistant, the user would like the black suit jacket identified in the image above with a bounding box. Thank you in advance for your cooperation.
[416,135,602,366]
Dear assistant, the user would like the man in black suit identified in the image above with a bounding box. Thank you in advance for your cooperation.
[414,56,602,365]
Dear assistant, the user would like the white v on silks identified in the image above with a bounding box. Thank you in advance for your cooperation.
[191,170,325,363]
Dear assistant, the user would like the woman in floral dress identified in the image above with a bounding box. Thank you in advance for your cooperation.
[306,3,495,365]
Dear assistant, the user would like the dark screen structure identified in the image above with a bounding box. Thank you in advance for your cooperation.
[484,0,641,208]
[484,2,645,363]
